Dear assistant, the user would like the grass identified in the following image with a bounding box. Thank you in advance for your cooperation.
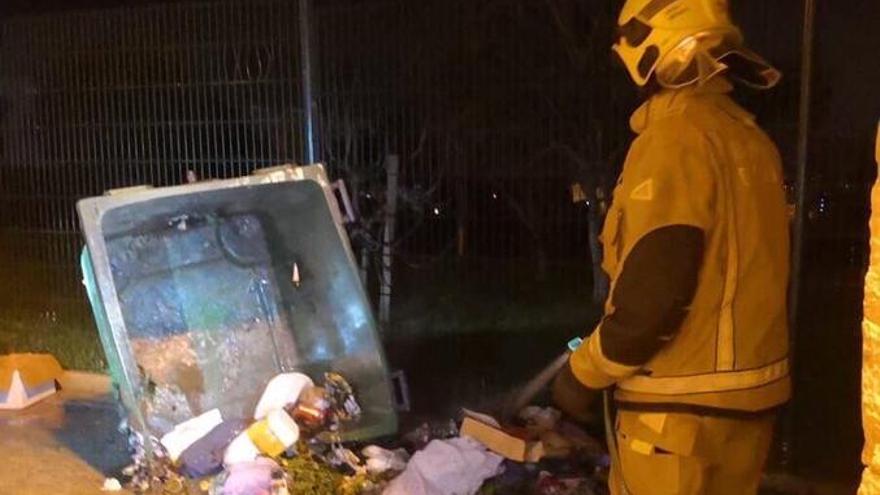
[0,308,107,372]
[0,244,108,372]
[387,257,601,338]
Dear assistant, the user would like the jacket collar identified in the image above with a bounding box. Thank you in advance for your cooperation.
[629,77,754,134]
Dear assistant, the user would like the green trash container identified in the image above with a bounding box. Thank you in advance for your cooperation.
[77,164,396,442]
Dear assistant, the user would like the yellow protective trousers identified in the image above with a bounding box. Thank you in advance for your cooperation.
[609,410,775,495]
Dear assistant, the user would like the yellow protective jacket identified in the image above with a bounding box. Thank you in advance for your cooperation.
[859,124,880,495]
[570,78,791,413]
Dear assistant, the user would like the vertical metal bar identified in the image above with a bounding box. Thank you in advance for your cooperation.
[182,5,195,180]
[250,5,263,174]
[10,23,25,241]
[122,12,137,187]
[173,5,185,183]
[243,3,254,176]
[232,1,242,177]
[45,19,59,236]
[134,10,145,186]
[63,16,75,234]
[265,2,276,167]
[89,15,103,195]
[23,20,38,236]
[150,7,164,186]
[168,5,181,183]
[109,12,122,189]
[784,0,816,471]
[204,5,217,179]
[379,154,399,324]
[298,0,317,164]
[218,3,231,178]
[140,8,153,186]
[203,4,216,179]
[279,4,293,164]
[257,5,269,172]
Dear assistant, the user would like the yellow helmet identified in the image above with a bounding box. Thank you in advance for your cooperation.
[612,0,781,89]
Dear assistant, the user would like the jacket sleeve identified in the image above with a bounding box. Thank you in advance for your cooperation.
[569,130,715,389]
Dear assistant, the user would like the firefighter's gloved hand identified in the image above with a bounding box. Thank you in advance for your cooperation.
[552,363,600,423]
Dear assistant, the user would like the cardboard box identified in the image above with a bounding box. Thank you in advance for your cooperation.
[460,416,544,463]
[0,353,62,410]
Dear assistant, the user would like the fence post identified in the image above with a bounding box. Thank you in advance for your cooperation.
[298,0,318,164]
[379,155,400,324]
[783,0,817,471]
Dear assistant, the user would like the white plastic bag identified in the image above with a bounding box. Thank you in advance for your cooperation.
[383,437,503,495]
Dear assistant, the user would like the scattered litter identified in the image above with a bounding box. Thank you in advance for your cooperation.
[253,372,314,420]
[383,437,504,495]
[282,443,381,495]
[178,418,249,478]
[101,478,123,492]
[539,429,574,459]
[223,428,262,466]
[556,421,608,464]
[460,411,545,463]
[402,420,459,450]
[292,385,332,431]
[222,457,287,495]
[519,406,562,433]
[462,408,502,428]
[246,408,301,457]
[535,471,598,495]
[111,360,607,495]
[124,435,187,493]
[362,445,409,475]
[324,372,362,423]
[325,444,367,475]
[160,408,223,462]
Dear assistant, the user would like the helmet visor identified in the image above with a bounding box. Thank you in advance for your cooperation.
[656,32,782,89]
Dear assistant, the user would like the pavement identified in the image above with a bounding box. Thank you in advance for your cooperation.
[0,372,132,495]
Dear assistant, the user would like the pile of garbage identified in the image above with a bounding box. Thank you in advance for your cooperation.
[385,406,608,495]
[107,372,608,495]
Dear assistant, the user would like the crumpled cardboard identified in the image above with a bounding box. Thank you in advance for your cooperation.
[459,410,544,463]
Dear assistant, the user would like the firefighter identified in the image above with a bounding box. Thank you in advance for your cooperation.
[553,1,790,493]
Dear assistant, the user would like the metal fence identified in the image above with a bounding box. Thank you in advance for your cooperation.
[0,0,806,334]
[0,1,308,324]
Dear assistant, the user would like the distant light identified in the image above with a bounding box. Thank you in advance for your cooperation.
[491,192,498,199]
[433,207,441,216]
[366,193,373,199]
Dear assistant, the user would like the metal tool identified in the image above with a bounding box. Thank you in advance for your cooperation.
[502,337,583,420]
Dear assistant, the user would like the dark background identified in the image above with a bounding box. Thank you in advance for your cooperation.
[0,0,877,490]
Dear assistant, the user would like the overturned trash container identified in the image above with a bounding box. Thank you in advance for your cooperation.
[77,164,396,442]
